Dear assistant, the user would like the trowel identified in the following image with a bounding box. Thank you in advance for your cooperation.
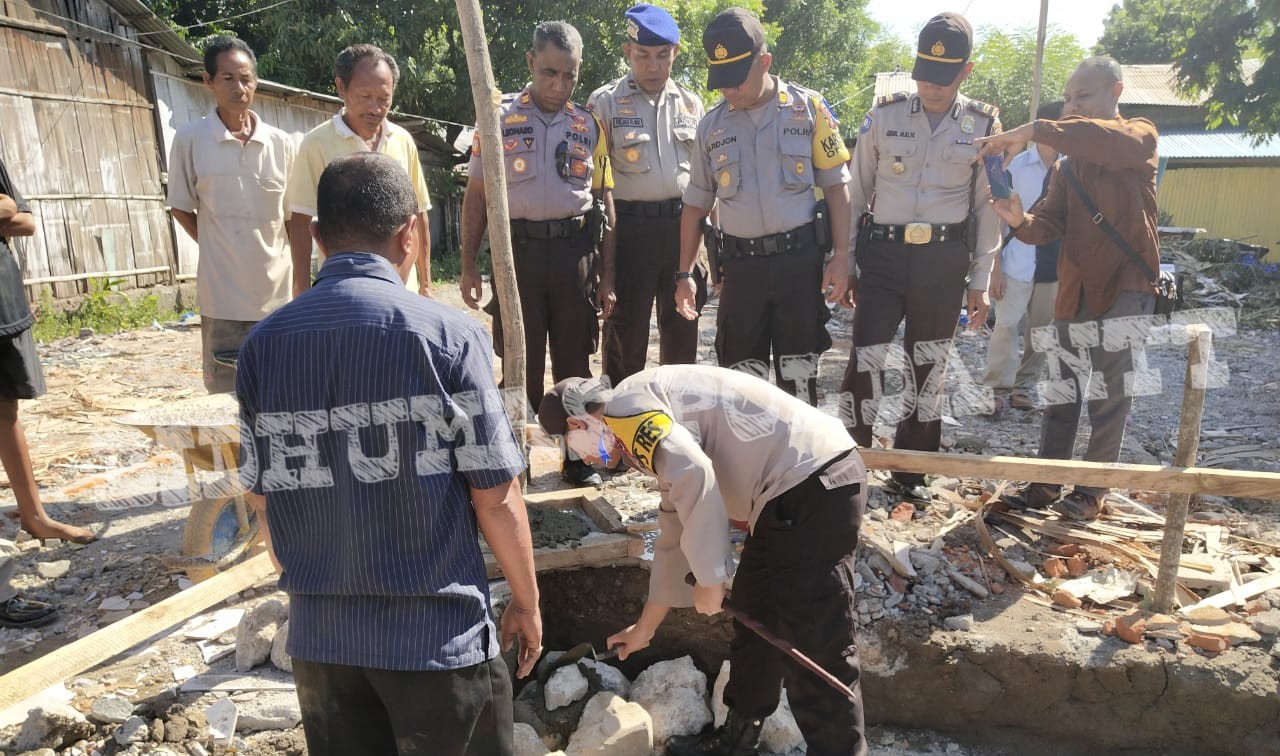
[536,641,620,688]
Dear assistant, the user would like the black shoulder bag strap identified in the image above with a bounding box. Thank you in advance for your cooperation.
[1058,159,1158,284]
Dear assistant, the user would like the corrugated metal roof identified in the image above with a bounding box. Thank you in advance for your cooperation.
[99,0,201,67]
[1120,60,1261,107]
[1160,130,1280,160]
[874,71,915,101]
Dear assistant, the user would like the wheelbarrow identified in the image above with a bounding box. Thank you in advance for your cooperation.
[117,391,259,582]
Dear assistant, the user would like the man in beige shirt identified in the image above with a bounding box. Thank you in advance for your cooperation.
[538,365,867,756]
[168,36,296,393]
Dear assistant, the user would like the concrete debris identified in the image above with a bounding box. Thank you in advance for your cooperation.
[270,620,292,672]
[564,692,653,755]
[204,698,238,745]
[236,690,302,731]
[14,703,94,752]
[1056,568,1140,605]
[1250,609,1280,635]
[1190,621,1262,646]
[631,656,710,744]
[947,568,988,598]
[943,614,975,632]
[98,595,131,611]
[114,715,149,745]
[37,559,72,579]
[235,597,288,672]
[1183,606,1233,626]
[513,721,552,756]
[182,608,245,640]
[545,664,590,711]
[579,658,631,699]
[89,694,135,724]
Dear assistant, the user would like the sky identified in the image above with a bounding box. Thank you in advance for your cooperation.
[865,0,1119,51]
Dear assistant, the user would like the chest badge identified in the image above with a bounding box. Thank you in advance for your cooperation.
[795,161,805,175]
[512,157,528,173]
[719,169,732,188]
[625,148,641,163]
[960,114,975,134]
[892,159,905,175]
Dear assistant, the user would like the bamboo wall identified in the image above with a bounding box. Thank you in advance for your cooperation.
[0,0,172,299]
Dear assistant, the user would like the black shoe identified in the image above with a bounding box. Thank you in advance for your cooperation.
[0,595,59,628]
[885,477,932,507]
[1053,490,1102,521]
[563,458,603,487]
[1000,482,1060,511]
[667,710,763,756]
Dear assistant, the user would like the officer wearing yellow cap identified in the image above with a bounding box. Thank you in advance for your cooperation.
[588,4,708,386]
[674,7,851,405]
[839,11,1002,504]
[460,21,615,486]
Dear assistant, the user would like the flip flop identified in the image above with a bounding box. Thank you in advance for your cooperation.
[0,595,60,628]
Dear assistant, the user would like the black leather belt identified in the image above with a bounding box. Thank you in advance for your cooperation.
[722,222,818,260]
[868,221,967,245]
[615,198,683,218]
[511,215,588,241]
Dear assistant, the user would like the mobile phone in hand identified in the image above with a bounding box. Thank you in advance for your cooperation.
[984,155,1012,200]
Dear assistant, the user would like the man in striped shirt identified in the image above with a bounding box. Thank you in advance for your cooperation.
[238,153,541,755]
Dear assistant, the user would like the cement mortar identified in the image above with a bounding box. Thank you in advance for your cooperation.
[526,506,592,550]
[539,565,1280,756]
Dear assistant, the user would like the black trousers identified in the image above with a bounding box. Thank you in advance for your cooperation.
[602,211,706,386]
[724,452,867,756]
[840,238,969,485]
[487,229,599,410]
[715,246,832,405]
[294,656,514,756]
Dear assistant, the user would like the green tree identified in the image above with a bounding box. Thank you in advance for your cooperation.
[1094,0,1213,63]
[966,26,1086,128]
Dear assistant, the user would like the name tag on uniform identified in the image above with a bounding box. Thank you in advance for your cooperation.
[819,457,865,490]
[613,117,644,128]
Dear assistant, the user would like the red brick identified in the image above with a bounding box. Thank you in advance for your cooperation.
[1188,633,1229,654]
[990,582,1005,595]
[1116,613,1147,644]
[1103,620,1116,636]
[890,503,914,522]
[888,574,908,595]
[1048,544,1082,557]
[1066,555,1088,577]
[1052,589,1082,609]
[1043,558,1068,579]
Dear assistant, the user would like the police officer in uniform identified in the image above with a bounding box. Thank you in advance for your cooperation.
[673,7,851,405]
[840,12,1001,502]
[589,4,708,386]
[460,21,616,486]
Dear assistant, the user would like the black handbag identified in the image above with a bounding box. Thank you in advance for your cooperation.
[1059,160,1178,315]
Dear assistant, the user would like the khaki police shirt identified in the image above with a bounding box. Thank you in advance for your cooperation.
[466,88,613,222]
[684,77,850,239]
[600,365,859,608]
[847,91,1002,289]
[587,74,703,202]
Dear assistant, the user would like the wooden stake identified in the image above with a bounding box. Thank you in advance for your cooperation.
[1154,325,1211,613]
[0,553,275,713]
[454,0,526,437]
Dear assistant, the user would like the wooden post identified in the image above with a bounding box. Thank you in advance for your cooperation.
[1030,0,1049,123]
[455,0,526,422]
[1153,324,1212,613]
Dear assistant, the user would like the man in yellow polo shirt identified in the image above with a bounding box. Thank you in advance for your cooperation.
[286,44,432,297]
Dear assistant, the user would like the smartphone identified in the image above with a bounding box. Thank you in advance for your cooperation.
[984,155,1012,200]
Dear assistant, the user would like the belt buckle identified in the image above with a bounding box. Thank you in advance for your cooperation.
[904,222,932,245]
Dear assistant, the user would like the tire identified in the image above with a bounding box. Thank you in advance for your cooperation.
[182,492,259,582]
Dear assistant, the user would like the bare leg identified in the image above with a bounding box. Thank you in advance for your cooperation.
[0,398,95,544]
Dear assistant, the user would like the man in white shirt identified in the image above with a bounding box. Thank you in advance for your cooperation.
[983,101,1063,410]
[168,36,296,393]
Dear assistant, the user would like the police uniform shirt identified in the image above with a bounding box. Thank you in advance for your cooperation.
[466,88,613,222]
[684,77,850,239]
[588,74,704,202]
[847,91,1002,289]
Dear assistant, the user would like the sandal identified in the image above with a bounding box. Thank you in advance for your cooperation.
[1053,490,1102,522]
[0,595,59,628]
[1010,393,1036,410]
[885,478,932,506]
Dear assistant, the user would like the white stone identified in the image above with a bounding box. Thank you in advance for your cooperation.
[37,560,71,579]
[944,614,975,632]
[579,658,631,699]
[114,716,149,745]
[236,690,302,731]
[235,598,288,672]
[711,661,803,753]
[637,686,710,745]
[270,620,292,672]
[14,703,89,752]
[89,695,135,724]
[205,698,238,745]
[631,655,707,701]
[565,692,653,756]
[1250,609,1280,635]
[712,661,731,728]
[544,665,590,711]
[24,748,57,756]
[98,596,130,611]
[513,722,551,756]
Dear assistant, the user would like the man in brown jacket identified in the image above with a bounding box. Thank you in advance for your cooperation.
[978,56,1159,521]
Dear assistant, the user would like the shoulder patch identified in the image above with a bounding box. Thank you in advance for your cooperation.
[966,99,1000,119]
[603,411,674,473]
[876,91,909,108]
[859,111,873,134]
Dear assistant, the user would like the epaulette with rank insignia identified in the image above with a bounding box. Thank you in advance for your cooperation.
[875,91,909,108]
[966,99,999,120]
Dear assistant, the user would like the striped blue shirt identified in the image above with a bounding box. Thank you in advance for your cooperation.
[236,252,526,671]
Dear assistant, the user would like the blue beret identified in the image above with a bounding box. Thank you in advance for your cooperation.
[626,4,680,46]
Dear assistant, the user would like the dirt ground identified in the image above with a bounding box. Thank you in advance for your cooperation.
[0,285,1277,754]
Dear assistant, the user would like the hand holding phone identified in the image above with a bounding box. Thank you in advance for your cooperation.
[984,155,1012,200]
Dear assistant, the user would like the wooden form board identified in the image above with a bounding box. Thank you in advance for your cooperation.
[0,552,276,713]
[857,448,1280,500]
[484,489,643,579]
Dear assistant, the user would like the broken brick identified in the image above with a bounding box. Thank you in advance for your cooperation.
[1116,612,1147,644]
[1048,544,1082,557]
[888,574,908,595]
[1188,633,1229,654]
[1052,589,1082,609]
[1103,620,1116,636]
[990,582,1004,595]
[1066,555,1087,577]
[1184,606,1232,626]
[1146,614,1180,632]
[890,503,914,522]
[1043,558,1068,579]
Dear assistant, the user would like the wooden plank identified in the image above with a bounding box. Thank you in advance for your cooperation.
[857,448,1280,500]
[1180,572,1280,613]
[0,553,275,713]
[485,533,644,579]
[524,487,597,506]
[581,491,626,534]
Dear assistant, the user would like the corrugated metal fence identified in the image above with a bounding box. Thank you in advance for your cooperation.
[1161,166,1280,259]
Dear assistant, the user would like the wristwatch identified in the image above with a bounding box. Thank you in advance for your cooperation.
[673,271,695,282]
